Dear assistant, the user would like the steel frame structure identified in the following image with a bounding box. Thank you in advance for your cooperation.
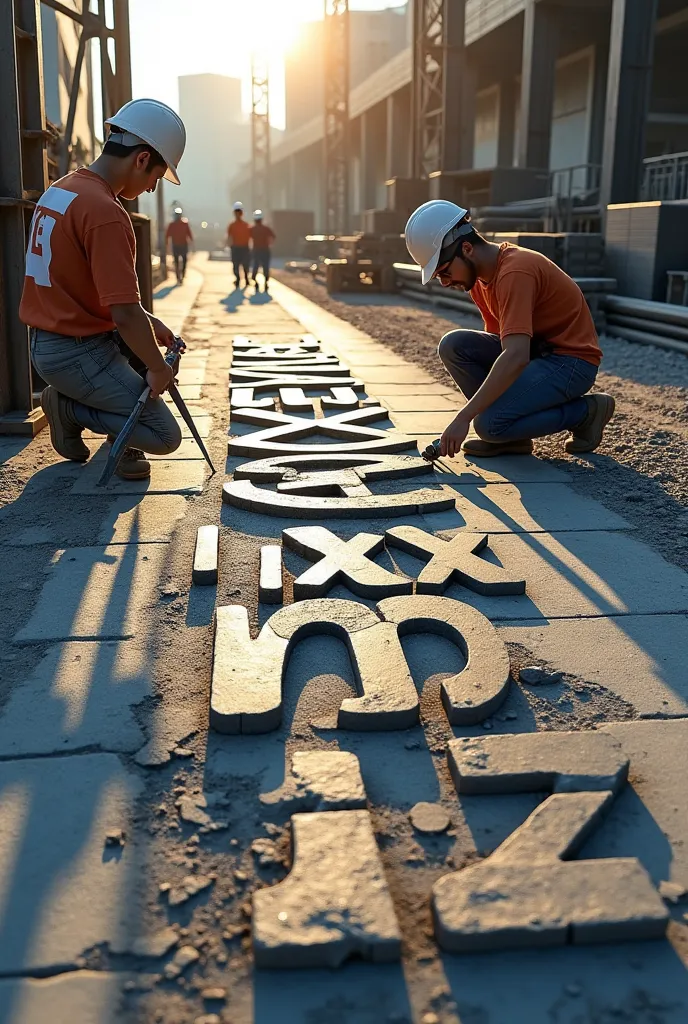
[323,0,349,236]
[0,0,133,433]
[412,0,466,178]
[251,52,271,215]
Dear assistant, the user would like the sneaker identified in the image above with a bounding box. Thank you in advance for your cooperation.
[40,386,89,462]
[565,393,615,454]
[462,437,534,457]
[116,447,151,480]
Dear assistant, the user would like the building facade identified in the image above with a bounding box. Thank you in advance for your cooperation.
[233,0,688,234]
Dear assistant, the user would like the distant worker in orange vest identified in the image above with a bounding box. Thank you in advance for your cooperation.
[226,201,251,289]
[166,207,193,284]
[250,210,276,292]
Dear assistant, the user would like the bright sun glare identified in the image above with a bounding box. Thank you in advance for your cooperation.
[235,0,317,58]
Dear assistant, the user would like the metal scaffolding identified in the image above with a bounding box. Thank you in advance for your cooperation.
[0,0,133,433]
[412,0,467,177]
[323,0,349,235]
[251,53,271,215]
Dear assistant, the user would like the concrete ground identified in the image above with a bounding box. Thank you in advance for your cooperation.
[0,255,687,1023]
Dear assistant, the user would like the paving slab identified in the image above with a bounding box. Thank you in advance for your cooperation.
[0,972,129,1024]
[381,394,463,413]
[388,410,461,434]
[252,809,401,968]
[260,750,367,813]
[0,754,142,973]
[15,543,168,641]
[446,482,631,533]
[423,448,571,484]
[72,457,206,495]
[171,412,212,438]
[500,614,688,717]
[0,641,151,755]
[359,365,436,385]
[97,495,187,544]
[426,529,688,620]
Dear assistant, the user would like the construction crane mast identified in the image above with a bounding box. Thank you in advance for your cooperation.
[412,0,468,177]
[251,52,271,214]
[324,0,349,235]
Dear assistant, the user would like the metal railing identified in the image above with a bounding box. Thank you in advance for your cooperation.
[642,151,688,201]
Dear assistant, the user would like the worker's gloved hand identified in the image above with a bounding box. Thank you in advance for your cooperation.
[147,362,175,399]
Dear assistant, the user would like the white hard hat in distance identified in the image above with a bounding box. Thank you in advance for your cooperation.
[405,200,470,284]
[233,201,244,211]
[106,98,186,185]
[253,209,263,219]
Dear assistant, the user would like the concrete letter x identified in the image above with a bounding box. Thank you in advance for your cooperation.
[284,526,412,600]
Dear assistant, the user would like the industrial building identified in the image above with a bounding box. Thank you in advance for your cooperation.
[231,1,688,236]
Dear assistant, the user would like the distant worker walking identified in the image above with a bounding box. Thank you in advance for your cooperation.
[250,210,276,292]
[405,200,615,459]
[227,201,251,289]
[20,97,187,480]
[166,207,193,284]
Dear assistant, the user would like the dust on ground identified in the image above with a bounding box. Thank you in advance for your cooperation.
[274,269,688,572]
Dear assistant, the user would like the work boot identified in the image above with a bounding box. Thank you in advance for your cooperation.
[40,386,89,462]
[116,448,151,480]
[462,437,534,457]
[565,393,615,454]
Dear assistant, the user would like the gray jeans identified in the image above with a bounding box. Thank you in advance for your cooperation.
[30,329,182,455]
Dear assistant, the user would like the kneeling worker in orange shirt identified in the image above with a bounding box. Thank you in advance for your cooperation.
[20,98,187,480]
[405,200,615,459]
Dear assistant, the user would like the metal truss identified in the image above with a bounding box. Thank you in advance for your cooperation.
[251,52,271,214]
[324,0,349,235]
[412,0,465,177]
[0,0,133,431]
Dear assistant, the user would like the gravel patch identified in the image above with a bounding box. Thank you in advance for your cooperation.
[274,270,688,572]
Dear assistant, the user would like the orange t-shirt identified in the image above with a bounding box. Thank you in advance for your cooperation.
[166,218,193,245]
[19,168,140,336]
[250,223,275,248]
[227,218,251,246]
[470,243,601,366]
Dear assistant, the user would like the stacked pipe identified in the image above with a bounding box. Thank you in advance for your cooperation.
[603,296,688,355]
[393,263,481,318]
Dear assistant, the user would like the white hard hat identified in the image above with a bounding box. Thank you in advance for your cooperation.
[253,209,263,219]
[405,200,470,284]
[233,201,244,211]
[174,207,183,215]
[105,98,186,185]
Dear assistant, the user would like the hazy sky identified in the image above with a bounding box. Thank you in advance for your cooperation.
[129,0,405,129]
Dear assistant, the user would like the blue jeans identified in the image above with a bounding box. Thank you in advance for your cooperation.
[438,329,597,441]
[30,329,182,455]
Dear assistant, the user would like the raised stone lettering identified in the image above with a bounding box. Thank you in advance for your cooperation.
[233,334,320,353]
[378,595,510,724]
[283,526,413,600]
[322,387,360,410]
[229,388,276,410]
[259,545,283,605]
[210,599,419,734]
[233,351,339,365]
[253,809,402,968]
[386,525,526,595]
[279,387,313,412]
[229,371,364,394]
[211,595,507,733]
[227,406,415,458]
[433,731,668,952]
[223,453,455,518]
[230,362,351,381]
[260,750,367,814]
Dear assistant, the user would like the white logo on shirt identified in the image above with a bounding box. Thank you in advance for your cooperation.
[25,185,78,289]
